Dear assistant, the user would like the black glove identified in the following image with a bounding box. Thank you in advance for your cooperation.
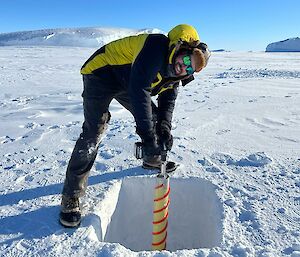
[157,120,173,151]
[138,131,160,157]
[143,139,160,157]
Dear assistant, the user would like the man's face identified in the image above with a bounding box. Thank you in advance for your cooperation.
[173,53,195,76]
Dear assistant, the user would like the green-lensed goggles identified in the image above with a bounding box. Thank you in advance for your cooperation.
[183,55,194,75]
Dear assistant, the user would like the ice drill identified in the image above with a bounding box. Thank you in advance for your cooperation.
[151,144,170,251]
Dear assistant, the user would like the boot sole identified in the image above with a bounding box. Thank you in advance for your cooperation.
[59,217,81,228]
[142,161,178,173]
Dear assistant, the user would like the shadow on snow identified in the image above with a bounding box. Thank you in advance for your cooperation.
[0,166,151,246]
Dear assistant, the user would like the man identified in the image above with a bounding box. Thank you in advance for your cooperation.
[59,24,211,227]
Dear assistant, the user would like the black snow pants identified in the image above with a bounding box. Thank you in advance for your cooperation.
[62,74,158,197]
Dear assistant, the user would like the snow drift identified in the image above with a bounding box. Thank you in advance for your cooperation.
[0,27,164,47]
[266,37,300,52]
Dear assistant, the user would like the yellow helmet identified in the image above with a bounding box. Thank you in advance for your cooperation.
[167,24,201,65]
[168,24,200,47]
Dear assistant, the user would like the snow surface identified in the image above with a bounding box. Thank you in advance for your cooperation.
[1,46,300,257]
[266,38,300,52]
[0,27,164,47]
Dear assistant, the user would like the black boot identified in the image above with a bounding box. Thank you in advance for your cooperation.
[59,195,81,228]
[142,155,177,173]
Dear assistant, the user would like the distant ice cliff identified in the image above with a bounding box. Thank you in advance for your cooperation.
[266,37,300,52]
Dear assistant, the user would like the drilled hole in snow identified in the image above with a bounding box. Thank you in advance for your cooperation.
[94,177,223,252]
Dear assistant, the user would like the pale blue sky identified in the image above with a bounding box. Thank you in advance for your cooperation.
[1,0,299,51]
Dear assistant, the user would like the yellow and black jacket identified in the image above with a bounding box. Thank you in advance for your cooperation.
[80,25,200,136]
